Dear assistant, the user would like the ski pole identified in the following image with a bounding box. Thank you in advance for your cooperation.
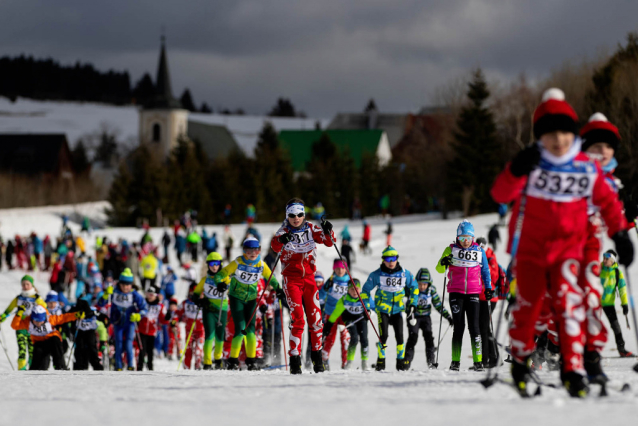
[481,295,507,388]
[0,324,15,370]
[321,216,384,347]
[271,302,275,365]
[621,268,638,373]
[242,251,282,335]
[626,314,631,330]
[437,324,452,348]
[217,291,227,327]
[279,299,288,371]
[177,307,202,371]
[66,320,81,369]
[433,276,447,369]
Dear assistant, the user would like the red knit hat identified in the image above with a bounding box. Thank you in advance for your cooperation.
[533,88,578,139]
[580,112,620,152]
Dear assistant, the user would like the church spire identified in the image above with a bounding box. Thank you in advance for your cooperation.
[147,34,182,109]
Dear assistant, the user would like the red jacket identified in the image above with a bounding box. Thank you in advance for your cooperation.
[139,301,167,336]
[271,220,334,279]
[363,225,371,242]
[491,146,627,266]
[178,300,204,334]
[480,247,499,302]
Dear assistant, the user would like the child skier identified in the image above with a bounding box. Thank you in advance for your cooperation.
[323,278,371,370]
[179,283,205,370]
[97,268,147,371]
[216,236,281,371]
[0,275,47,370]
[404,268,453,370]
[191,252,230,370]
[321,259,352,369]
[137,286,166,371]
[491,89,632,397]
[435,221,492,372]
[71,299,104,370]
[362,246,417,371]
[12,304,85,370]
[271,198,335,374]
[600,250,633,357]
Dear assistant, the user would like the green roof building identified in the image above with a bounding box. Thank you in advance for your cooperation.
[278,129,392,172]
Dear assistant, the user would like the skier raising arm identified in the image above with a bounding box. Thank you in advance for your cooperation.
[270,198,335,374]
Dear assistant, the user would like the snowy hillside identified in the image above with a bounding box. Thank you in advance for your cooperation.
[0,204,637,424]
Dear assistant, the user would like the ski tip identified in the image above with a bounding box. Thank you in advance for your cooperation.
[621,383,631,392]
[599,385,608,397]
[480,378,494,389]
[633,363,638,373]
[533,386,542,397]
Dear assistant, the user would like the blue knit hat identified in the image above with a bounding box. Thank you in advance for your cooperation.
[45,291,59,303]
[31,305,48,323]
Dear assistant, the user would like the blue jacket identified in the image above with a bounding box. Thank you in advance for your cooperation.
[362,264,417,315]
[97,287,147,326]
[322,273,351,316]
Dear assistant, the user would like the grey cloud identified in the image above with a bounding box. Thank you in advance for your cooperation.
[0,0,637,116]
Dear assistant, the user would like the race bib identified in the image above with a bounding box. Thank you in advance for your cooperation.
[451,247,482,268]
[344,299,364,315]
[527,164,595,202]
[17,298,35,316]
[146,304,162,321]
[417,293,432,309]
[284,226,316,254]
[235,264,262,285]
[204,278,224,300]
[29,322,53,337]
[379,272,406,293]
[329,281,348,300]
[78,317,97,331]
[184,302,201,320]
[112,293,134,309]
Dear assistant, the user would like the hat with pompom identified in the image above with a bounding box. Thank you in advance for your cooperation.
[580,112,621,152]
[533,88,578,139]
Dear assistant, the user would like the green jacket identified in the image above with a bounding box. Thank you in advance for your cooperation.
[217,256,279,302]
[600,262,628,307]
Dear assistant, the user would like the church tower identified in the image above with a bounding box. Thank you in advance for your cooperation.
[139,37,188,159]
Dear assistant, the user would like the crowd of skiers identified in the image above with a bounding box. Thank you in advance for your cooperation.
[0,88,637,400]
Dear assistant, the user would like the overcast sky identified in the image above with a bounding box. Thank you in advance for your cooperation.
[1,0,637,117]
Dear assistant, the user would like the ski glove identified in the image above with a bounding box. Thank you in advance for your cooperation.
[484,289,494,300]
[623,305,629,316]
[129,313,141,323]
[278,232,293,244]
[447,316,454,327]
[191,295,205,308]
[74,311,86,320]
[259,304,268,314]
[104,286,114,296]
[440,255,453,267]
[406,305,415,319]
[321,220,333,236]
[16,305,26,319]
[0,313,7,323]
[217,282,228,293]
[612,230,634,267]
[509,144,541,177]
[276,288,286,300]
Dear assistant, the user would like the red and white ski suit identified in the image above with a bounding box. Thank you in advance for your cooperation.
[178,300,204,369]
[271,220,334,356]
[491,143,626,374]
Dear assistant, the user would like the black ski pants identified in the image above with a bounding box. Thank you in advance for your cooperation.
[74,330,104,370]
[405,315,435,364]
[31,337,67,370]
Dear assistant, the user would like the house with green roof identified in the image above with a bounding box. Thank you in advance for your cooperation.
[278,129,392,172]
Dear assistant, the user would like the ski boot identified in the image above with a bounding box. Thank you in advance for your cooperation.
[361,359,369,371]
[310,350,324,373]
[561,371,589,398]
[396,359,406,371]
[511,359,531,398]
[213,359,223,370]
[127,366,135,371]
[290,355,303,374]
[115,368,123,371]
[227,357,240,371]
[618,344,635,358]
[473,362,484,372]
[202,364,212,370]
[375,358,386,371]
[343,360,353,370]
[246,357,260,371]
[449,361,460,371]
[530,349,545,371]
[545,341,561,371]
[584,350,608,384]
[323,360,330,371]
[403,359,411,371]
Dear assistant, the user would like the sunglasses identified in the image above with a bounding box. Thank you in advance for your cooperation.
[244,247,260,253]
[288,213,305,218]
[603,253,614,259]
[458,236,473,242]
[383,256,398,262]
[208,261,222,267]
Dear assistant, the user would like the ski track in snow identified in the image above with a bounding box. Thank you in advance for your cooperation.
[0,205,637,425]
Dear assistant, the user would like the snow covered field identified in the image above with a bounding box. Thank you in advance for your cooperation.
[0,204,637,425]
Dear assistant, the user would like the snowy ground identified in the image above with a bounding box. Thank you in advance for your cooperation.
[0,204,637,424]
